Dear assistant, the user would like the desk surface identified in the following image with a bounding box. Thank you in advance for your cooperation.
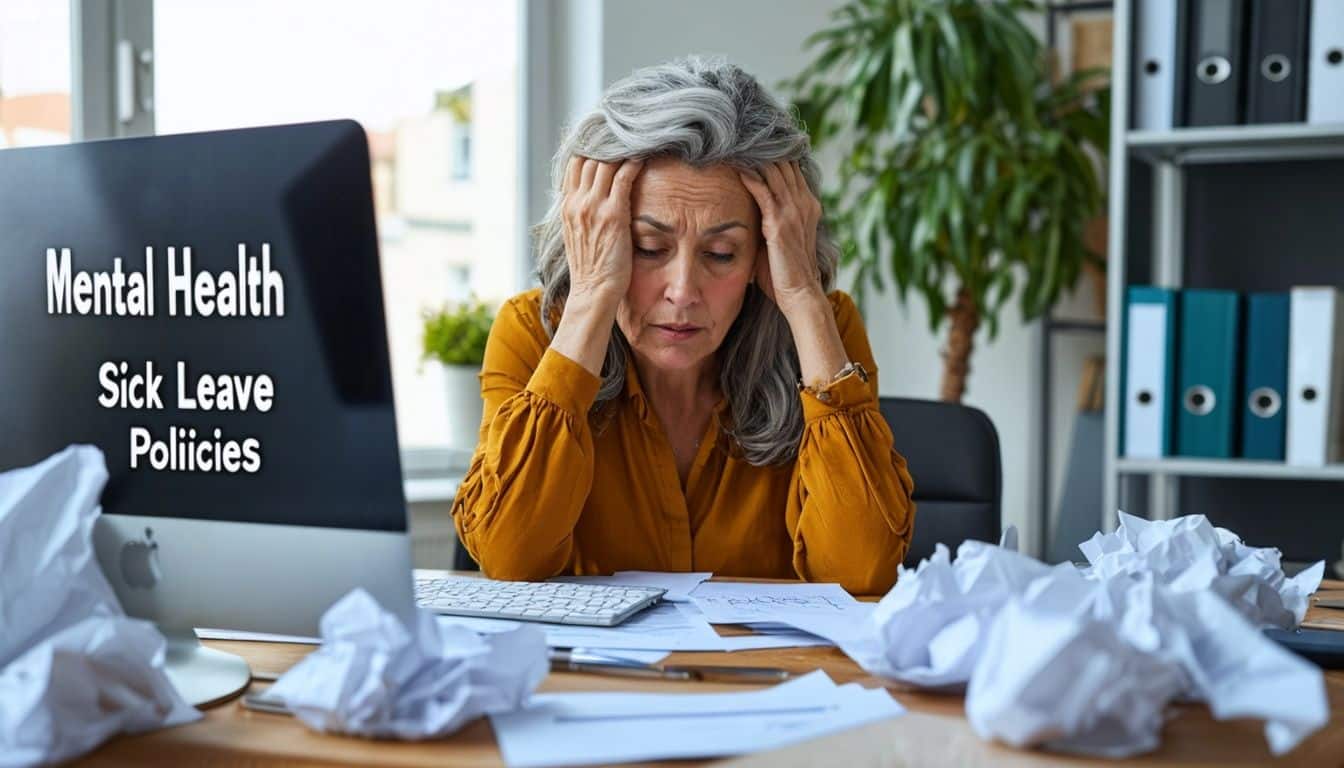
[78,579,1344,767]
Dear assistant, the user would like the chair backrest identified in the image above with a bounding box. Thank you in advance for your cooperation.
[877,397,1003,567]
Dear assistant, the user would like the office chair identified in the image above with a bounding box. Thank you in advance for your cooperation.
[452,396,1004,572]
[878,397,1003,567]
[453,532,480,571]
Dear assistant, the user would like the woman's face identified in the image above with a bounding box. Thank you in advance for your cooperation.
[617,157,761,377]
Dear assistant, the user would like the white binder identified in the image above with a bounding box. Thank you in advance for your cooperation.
[1286,288,1344,466]
[1307,0,1344,124]
[1133,0,1180,131]
[1123,299,1173,458]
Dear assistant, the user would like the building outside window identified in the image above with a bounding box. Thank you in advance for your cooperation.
[151,0,520,454]
[0,2,72,149]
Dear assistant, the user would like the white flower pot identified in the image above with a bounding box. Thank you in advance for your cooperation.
[442,364,484,451]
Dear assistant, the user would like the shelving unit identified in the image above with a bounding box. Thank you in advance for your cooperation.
[1102,1,1344,554]
[1116,458,1344,482]
[1128,124,1344,164]
[1037,1,1111,558]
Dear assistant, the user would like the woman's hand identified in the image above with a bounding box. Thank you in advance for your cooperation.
[561,156,645,308]
[550,155,643,377]
[738,161,824,316]
[740,161,848,388]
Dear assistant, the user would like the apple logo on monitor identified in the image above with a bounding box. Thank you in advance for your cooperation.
[120,527,161,589]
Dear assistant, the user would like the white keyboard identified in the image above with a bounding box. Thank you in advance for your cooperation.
[415,576,665,627]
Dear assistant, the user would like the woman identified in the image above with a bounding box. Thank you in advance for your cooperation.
[451,56,915,595]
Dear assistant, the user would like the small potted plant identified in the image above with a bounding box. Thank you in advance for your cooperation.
[421,299,493,450]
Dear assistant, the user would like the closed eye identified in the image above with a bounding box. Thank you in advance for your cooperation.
[705,251,735,263]
[636,247,665,258]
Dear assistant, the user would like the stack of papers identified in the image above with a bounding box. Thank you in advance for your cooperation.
[201,571,841,655]
[490,670,903,767]
[434,572,835,653]
[439,597,833,652]
[200,570,833,656]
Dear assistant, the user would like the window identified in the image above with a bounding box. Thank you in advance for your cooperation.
[442,85,474,181]
[0,2,72,148]
[151,0,522,454]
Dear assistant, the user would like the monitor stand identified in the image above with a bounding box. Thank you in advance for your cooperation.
[162,629,252,707]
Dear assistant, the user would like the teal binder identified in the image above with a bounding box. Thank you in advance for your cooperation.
[1177,290,1242,458]
[1241,293,1289,460]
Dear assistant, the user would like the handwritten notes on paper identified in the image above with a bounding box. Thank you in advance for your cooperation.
[690,582,859,624]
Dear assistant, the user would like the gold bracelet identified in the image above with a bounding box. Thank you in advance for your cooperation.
[798,361,869,403]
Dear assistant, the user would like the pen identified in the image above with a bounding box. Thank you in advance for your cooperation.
[548,650,791,683]
[551,657,692,680]
[661,663,792,683]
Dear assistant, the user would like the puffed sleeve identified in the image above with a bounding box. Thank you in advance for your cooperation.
[785,292,916,595]
[451,295,600,580]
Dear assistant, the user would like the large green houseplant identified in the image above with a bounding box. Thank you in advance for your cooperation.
[785,0,1109,402]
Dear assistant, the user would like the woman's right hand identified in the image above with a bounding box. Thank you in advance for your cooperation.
[561,156,644,307]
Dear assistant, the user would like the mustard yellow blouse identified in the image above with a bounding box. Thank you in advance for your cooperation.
[451,288,916,595]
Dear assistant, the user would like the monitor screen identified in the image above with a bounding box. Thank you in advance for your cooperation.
[0,121,406,532]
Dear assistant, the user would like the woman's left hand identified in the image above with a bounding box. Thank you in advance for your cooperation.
[738,161,824,314]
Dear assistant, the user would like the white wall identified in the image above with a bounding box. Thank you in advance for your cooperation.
[600,0,838,89]
[548,0,1106,557]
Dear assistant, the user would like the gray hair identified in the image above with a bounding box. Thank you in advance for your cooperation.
[534,56,838,466]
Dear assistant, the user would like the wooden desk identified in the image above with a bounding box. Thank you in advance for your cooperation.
[79,580,1344,767]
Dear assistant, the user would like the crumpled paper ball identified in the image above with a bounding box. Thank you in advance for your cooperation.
[855,540,1061,688]
[0,445,199,768]
[965,566,1326,757]
[266,588,547,739]
[831,511,1329,757]
[1080,511,1323,627]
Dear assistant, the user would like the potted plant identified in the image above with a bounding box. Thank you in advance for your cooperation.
[422,299,493,450]
[785,0,1109,402]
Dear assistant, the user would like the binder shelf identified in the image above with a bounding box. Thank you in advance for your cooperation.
[1102,0,1344,537]
[1116,457,1344,482]
[1128,123,1344,164]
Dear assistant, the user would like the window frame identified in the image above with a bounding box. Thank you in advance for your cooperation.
[72,0,539,484]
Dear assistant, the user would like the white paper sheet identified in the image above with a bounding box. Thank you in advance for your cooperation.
[567,649,670,665]
[193,623,669,668]
[439,601,835,653]
[552,571,713,602]
[699,631,835,652]
[0,446,199,768]
[758,604,877,655]
[690,582,859,624]
[490,670,905,767]
[267,588,547,739]
[438,600,724,650]
[672,601,836,651]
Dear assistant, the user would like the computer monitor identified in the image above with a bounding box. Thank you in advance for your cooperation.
[0,120,416,706]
